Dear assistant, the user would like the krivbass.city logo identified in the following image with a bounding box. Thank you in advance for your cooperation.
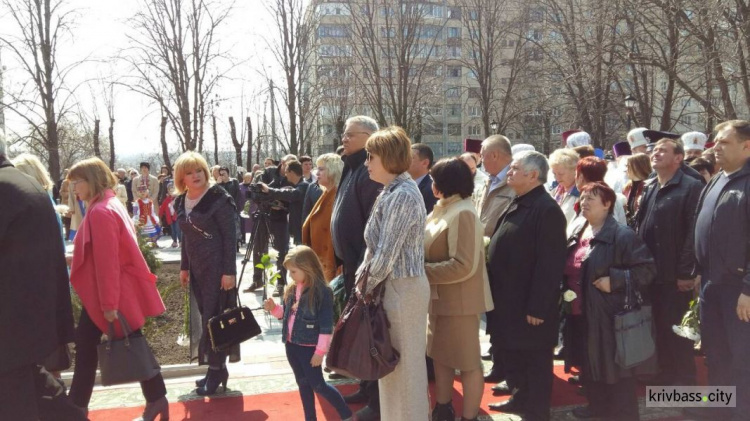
[646,386,736,408]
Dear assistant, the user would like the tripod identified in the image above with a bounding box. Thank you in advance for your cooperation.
[237,206,274,311]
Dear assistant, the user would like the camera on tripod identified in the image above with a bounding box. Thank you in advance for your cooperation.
[248,183,287,212]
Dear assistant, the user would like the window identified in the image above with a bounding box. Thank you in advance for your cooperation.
[415,25,442,39]
[380,27,395,38]
[469,10,479,20]
[447,46,461,58]
[468,69,478,79]
[529,8,544,22]
[380,6,395,17]
[468,106,481,117]
[526,30,541,41]
[681,115,693,125]
[316,3,350,16]
[447,27,461,39]
[446,87,461,98]
[319,45,351,57]
[448,7,462,20]
[318,25,349,38]
[447,104,461,116]
[468,87,481,98]
[447,66,461,77]
[423,122,443,135]
[551,125,563,135]
[468,125,481,135]
[447,123,462,135]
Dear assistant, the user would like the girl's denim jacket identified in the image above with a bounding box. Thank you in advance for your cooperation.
[281,286,334,345]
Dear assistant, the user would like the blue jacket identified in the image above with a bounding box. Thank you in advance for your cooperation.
[281,285,334,346]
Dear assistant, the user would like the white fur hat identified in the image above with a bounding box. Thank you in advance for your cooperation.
[565,132,591,148]
[681,132,708,151]
[511,143,536,157]
[627,127,649,149]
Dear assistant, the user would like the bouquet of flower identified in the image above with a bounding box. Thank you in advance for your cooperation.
[672,298,700,342]
[562,290,577,315]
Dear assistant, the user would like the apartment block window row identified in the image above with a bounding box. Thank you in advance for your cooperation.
[316,3,350,16]
[318,25,350,38]
[319,45,351,57]
[447,123,462,135]
[446,87,461,98]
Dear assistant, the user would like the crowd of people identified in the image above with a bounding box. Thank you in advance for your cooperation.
[1,114,750,421]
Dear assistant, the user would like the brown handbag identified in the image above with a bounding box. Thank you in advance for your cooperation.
[326,267,400,380]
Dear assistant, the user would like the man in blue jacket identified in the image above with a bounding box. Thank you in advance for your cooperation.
[688,120,750,420]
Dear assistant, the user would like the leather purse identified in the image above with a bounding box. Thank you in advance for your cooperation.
[326,267,400,381]
[207,287,261,352]
[97,316,161,386]
[614,272,655,369]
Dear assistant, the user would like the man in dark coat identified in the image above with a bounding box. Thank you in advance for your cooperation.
[486,151,567,421]
[408,143,437,213]
[330,116,382,421]
[0,139,82,420]
[688,120,750,420]
[261,160,309,246]
[635,138,703,386]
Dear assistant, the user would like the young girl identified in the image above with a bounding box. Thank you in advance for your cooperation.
[132,186,161,248]
[158,183,181,248]
[263,246,354,421]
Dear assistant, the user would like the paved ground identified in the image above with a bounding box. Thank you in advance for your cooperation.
[68,236,684,420]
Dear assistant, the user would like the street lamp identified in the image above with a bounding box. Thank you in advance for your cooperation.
[624,94,636,131]
[490,120,499,134]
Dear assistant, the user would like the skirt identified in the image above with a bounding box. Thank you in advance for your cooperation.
[427,313,482,372]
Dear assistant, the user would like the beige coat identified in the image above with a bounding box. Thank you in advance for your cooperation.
[424,195,494,316]
[476,175,515,237]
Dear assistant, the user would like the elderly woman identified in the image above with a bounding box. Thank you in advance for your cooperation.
[621,153,652,227]
[359,126,430,420]
[548,148,581,225]
[174,151,238,396]
[425,158,494,421]
[66,158,168,420]
[302,153,343,281]
[575,157,627,226]
[568,182,655,420]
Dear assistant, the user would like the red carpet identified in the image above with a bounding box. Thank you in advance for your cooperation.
[89,358,707,420]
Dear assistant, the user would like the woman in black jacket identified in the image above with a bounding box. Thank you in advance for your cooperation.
[570,182,656,421]
[173,151,239,396]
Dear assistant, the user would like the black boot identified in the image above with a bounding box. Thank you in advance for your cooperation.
[431,401,455,421]
[195,367,228,396]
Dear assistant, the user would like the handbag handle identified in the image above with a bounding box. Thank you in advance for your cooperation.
[104,313,135,351]
[623,271,644,311]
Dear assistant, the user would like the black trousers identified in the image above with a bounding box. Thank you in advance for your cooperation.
[252,219,289,286]
[69,309,166,408]
[358,379,380,411]
[501,348,553,421]
[0,364,87,421]
[650,283,696,385]
[586,377,640,420]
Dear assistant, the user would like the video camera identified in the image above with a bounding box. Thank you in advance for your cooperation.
[248,182,287,213]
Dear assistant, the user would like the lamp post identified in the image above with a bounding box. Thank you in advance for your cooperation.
[490,120,499,135]
[624,94,636,131]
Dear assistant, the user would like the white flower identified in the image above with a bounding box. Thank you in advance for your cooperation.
[672,325,701,342]
[176,333,189,347]
[563,290,578,302]
[268,249,280,261]
[483,236,491,248]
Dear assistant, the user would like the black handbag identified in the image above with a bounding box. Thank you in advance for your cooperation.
[97,316,161,386]
[207,286,262,352]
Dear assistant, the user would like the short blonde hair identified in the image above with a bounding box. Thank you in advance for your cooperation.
[316,153,344,188]
[173,151,212,194]
[12,153,54,192]
[67,157,118,200]
[365,126,412,174]
[548,148,580,171]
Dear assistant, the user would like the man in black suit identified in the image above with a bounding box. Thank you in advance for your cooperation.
[486,151,567,421]
[260,160,309,246]
[409,143,437,213]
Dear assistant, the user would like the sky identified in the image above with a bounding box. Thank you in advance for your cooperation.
[1,0,285,161]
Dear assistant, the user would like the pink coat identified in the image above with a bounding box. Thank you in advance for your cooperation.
[70,190,165,337]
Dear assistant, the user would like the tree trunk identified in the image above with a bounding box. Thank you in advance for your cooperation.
[93,119,101,158]
[246,117,253,169]
[212,114,219,165]
[160,116,171,168]
[108,118,116,169]
[229,116,243,167]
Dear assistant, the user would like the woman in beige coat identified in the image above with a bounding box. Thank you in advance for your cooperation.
[424,157,494,421]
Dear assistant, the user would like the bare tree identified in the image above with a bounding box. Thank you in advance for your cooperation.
[228,116,242,167]
[123,0,232,152]
[0,0,79,179]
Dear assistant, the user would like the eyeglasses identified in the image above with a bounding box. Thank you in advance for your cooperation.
[342,131,371,139]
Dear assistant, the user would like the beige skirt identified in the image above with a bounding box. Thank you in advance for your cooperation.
[427,313,482,372]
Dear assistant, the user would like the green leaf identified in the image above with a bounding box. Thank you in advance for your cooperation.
[261,254,271,265]
[255,263,265,269]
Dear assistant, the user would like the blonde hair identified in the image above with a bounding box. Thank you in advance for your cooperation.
[316,153,344,188]
[626,153,652,181]
[548,148,580,171]
[365,126,412,174]
[283,246,329,312]
[12,153,54,192]
[67,157,118,201]
[173,151,212,194]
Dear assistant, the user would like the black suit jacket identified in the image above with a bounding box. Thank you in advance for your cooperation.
[417,174,437,214]
[267,179,310,244]
[0,157,75,372]
[487,184,567,350]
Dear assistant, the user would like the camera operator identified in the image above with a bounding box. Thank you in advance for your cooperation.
[258,159,309,257]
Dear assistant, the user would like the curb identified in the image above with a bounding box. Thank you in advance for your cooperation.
[60,362,205,387]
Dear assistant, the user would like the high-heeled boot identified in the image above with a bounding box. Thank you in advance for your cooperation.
[196,366,229,396]
[132,396,169,421]
[431,401,455,421]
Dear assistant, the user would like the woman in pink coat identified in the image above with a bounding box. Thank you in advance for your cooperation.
[67,158,168,421]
